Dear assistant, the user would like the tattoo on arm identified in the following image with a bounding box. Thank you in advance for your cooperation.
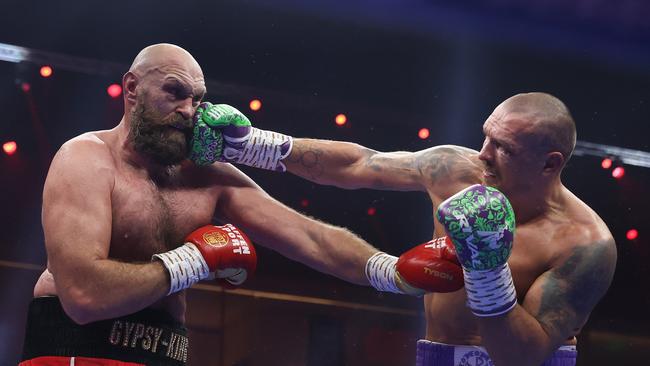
[414,146,481,186]
[285,143,327,181]
[535,241,616,336]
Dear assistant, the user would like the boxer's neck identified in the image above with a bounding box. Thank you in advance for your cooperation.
[509,178,566,224]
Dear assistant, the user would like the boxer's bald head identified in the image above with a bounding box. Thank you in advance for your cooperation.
[129,43,203,79]
[498,92,576,163]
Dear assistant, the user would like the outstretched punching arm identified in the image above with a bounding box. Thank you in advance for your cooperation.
[210,163,463,295]
[188,103,482,193]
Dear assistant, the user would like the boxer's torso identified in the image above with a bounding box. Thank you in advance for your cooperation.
[420,151,608,346]
[34,128,229,323]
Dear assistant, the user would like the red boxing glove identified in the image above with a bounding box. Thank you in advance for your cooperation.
[395,236,463,294]
[185,224,257,286]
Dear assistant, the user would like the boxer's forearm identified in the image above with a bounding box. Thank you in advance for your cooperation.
[284,138,374,188]
[53,259,169,324]
[284,138,423,191]
[477,306,558,366]
[304,225,376,285]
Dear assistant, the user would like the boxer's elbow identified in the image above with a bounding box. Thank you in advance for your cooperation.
[59,286,105,325]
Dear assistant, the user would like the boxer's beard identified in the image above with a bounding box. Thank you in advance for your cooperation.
[129,96,192,166]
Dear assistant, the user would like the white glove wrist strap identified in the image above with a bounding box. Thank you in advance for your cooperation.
[224,127,293,172]
[463,263,517,317]
[153,243,210,295]
[365,252,402,294]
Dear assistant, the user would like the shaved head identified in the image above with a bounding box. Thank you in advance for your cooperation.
[129,43,202,77]
[498,92,576,162]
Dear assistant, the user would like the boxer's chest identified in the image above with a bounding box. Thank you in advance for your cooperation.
[109,168,218,262]
[432,219,557,300]
[508,227,557,300]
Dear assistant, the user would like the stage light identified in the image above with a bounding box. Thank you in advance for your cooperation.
[626,229,638,240]
[367,207,376,216]
[40,66,53,78]
[107,84,122,98]
[601,158,612,169]
[300,198,309,208]
[612,166,625,179]
[3,141,17,155]
[335,114,347,126]
[21,82,31,92]
[249,99,262,111]
[418,128,430,140]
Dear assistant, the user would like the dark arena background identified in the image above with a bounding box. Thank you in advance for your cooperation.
[1,1,649,365]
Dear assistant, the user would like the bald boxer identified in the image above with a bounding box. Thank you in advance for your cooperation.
[21,44,458,366]
[201,93,617,366]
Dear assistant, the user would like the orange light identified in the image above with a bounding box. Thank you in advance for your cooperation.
[3,141,17,155]
[249,99,262,111]
[107,84,122,98]
[612,166,625,179]
[626,229,638,240]
[418,128,430,139]
[40,66,53,78]
[367,207,376,216]
[335,114,347,126]
[601,158,612,169]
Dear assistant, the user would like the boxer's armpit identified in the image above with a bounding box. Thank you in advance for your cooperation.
[531,239,616,339]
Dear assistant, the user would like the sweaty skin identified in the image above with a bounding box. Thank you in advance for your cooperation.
[281,93,616,366]
[34,44,378,325]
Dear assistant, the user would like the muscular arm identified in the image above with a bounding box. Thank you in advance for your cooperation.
[44,137,169,324]
[284,138,481,193]
[214,164,378,284]
[478,238,617,366]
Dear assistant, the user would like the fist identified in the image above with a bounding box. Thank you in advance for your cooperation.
[395,237,464,295]
[185,224,257,286]
[436,184,516,271]
[189,102,252,166]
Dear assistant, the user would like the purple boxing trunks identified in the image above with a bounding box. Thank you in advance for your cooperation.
[416,340,577,366]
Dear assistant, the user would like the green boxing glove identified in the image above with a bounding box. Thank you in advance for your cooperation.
[189,102,293,171]
[436,184,517,317]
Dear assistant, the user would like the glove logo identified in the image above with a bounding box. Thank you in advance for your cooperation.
[457,349,493,366]
[202,231,228,248]
[423,267,454,281]
[424,237,447,250]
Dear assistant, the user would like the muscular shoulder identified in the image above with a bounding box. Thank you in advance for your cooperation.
[56,132,115,167]
[414,145,483,199]
[46,132,116,190]
[530,199,616,337]
[550,192,615,264]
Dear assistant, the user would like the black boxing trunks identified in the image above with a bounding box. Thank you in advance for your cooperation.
[416,340,577,366]
[20,297,188,366]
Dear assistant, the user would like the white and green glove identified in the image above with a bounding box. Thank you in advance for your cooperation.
[189,102,293,171]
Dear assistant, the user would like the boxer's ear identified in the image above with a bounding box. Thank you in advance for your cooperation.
[542,151,564,175]
[123,71,138,104]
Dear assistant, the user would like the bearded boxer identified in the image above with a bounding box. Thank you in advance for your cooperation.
[200,92,617,366]
[21,44,461,366]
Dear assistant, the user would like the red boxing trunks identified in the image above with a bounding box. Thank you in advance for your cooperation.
[20,356,143,365]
